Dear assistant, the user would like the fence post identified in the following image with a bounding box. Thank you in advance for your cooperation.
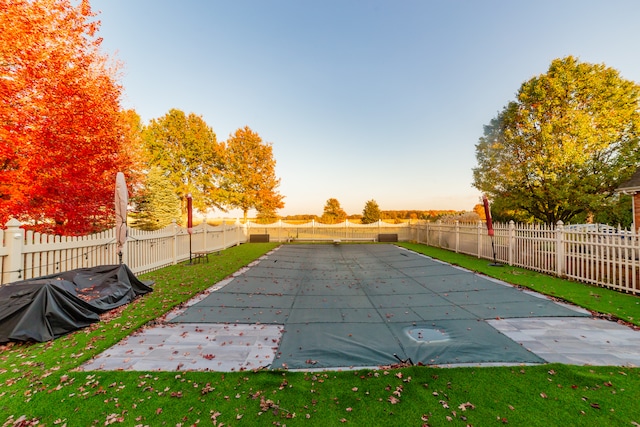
[172,220,178,265]
[3,219,24,284]
[425,221,430,246]
[556,220,565,277]
[508,221,516,265]
[222,220,227,248]
[202,217,208,251]
[477,221,482,258]
[455,221,460,253]
[277,219,282,242]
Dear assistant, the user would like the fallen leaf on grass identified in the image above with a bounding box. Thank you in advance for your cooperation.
[458,402,475,411]
[393,386,403,397]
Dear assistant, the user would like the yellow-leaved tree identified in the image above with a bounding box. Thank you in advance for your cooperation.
[143,109,221,216]
[217,126,284,221]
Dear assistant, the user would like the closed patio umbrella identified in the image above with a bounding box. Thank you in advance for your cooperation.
[115,172,128,264]
[483,195,501,266]
[482,195,494,237]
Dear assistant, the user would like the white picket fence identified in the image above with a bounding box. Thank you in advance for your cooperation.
[2,218,640,295]
[0,218,247,285]
[414,221,640,295]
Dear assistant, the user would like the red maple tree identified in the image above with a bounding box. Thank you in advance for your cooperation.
[1,0,132,235]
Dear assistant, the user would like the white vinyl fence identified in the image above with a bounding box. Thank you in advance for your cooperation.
[0,218,246,285]
[3,218,640,295]
[245,219,413,242]
[413,221,640,296]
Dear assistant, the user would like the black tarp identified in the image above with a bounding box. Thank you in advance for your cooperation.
[0,264,153,342]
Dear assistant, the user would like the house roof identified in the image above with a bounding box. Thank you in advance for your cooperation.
[617,167,640,194]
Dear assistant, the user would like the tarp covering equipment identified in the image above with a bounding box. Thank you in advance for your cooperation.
[0,264,153,342]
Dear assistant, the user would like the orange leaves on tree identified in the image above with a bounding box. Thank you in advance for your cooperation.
[1,0,130,234]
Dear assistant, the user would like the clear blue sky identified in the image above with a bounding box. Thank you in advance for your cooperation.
[92,0,640,217]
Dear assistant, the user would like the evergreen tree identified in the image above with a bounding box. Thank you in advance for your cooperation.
[130,167,181,230]
[361,199,381,224]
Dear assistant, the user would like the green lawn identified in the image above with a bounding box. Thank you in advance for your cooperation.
[1,242,639,426]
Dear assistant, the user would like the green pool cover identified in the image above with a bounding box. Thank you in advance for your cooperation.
[170,244,587,369]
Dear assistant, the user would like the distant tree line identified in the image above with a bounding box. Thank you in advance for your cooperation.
[279,199,466,224]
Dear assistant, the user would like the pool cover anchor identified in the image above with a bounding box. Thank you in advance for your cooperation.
[489,235,503,267]
[393,354,414,366]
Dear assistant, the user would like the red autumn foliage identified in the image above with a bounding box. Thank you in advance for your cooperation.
[1,0,132,235]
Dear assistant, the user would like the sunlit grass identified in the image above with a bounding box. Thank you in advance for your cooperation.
[5,364,640,426]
